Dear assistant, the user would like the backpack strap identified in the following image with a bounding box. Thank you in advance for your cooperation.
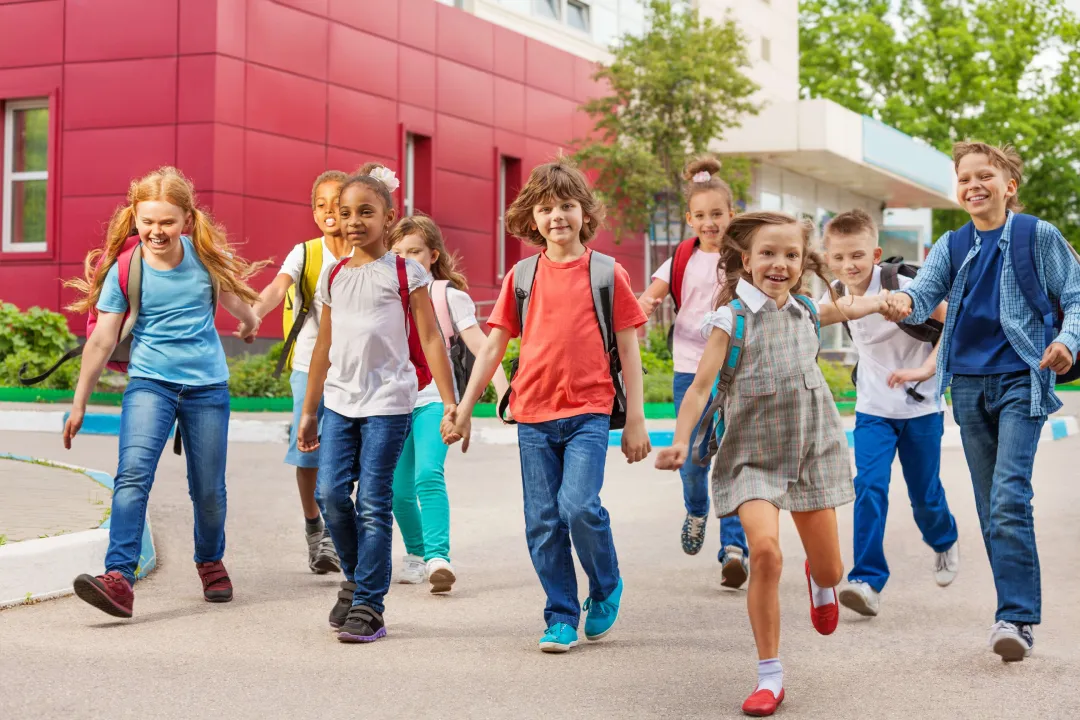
[431,279,455,348]
[668,237,700,313]
[327,257,350,303]
[792,294,820,338]
[1009,214,1056,350]
[395,255,411,318]
[512,254,540,338]
[116,239,143,343]
[690,300,747,466]
[589,251,618,352]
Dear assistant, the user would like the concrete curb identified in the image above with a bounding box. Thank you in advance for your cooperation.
[0,454,156,608]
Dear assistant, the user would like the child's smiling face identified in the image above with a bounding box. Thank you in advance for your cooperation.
[338,183,394,253]
[825,230,881,294]
[742,223,806,306]
[685,189,733,249]
[956,153,1016,226]
[532,195,587,249]
[135,200,189,261]
[312,180,342,238]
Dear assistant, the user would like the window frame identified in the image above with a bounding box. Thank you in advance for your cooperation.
[566,0,591,32]
[2,98,51,254]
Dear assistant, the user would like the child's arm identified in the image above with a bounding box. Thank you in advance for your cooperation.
[890,233,953,324]
[253,273,294,320]
[63,312,124,449]
[655,326,730,470]
[616,326,651,464]
[1040,225,1080,374]
[887,300,948,387]
[297,306,332,452]
[444,327,513,453]
[410,286,457,408]
[220,291,261,341]
[817,290,889,327]
[638,278,668,318]
[458,324,511,410]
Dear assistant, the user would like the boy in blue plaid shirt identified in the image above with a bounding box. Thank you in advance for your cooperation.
[889,142,1080,662]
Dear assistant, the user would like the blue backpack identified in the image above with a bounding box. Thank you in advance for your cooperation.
[948,214,1080,384]
[689,295,820,467]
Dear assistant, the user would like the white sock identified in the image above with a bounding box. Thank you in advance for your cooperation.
[757,658,783,698]
[809,570,836,608]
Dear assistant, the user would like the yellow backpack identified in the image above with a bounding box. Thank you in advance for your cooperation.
[274,238,324,377]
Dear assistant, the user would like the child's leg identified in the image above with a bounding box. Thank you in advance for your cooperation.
[316,408,364,582]
[895,412,958,554]
[175,382,230,565]
[285,370,321,519]
[849,412,900,592]
[738,500,783,659]
[105,379,179,582]
[673,372,711,518]
[558,414,619,603]
[410,402,451,562]
[350,413,411,612]
[791,508,845,589]
[391,419,425,558]
[517,420,577,628]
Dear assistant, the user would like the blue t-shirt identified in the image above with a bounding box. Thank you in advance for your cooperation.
[97,236,229,386]
[948,225,1028,375]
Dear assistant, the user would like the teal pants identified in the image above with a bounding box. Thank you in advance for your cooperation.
[392,402,451,562]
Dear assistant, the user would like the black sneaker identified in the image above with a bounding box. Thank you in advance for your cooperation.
[328,581,357,630]
[337,604,386,643]
[681,513,707,555]
[990,621,1034,661]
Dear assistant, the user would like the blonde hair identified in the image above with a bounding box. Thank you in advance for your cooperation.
[683,155,734,209]
[66,167,267,314]
[823,208,878,245]
[387,213,469,291]
[953,141,1025,212]
[310,170,348,209]
[505,157,606,247]
[716,211,834,308]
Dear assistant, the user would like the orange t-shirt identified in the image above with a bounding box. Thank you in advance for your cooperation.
[488,249,647,423]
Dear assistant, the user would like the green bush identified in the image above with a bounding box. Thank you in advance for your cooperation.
[227,341,291,398]
[644,373,674,403]
[0,303,82,389]
[818,358,855,399]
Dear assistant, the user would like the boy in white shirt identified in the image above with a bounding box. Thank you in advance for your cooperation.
[821,210,959,617]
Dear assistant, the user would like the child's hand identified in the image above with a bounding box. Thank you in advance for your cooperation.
[638,295,661,318]
[235,313,260,343]
[888,367,934,387]
[63,406,84,449]
[296,413,319,452]
[885,292,913,322]
[1040,342,1075,375]
[655,443,688,470]
[620,418,652,464]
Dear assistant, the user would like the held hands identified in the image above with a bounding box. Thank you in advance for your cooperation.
[638,295,661,318]
[235,311,261,344]
[1040,342,1075,375]
[441,404,471,452]
[883,291,913,323]
[620,418,652,464]
[654,442,688,471]
[296,413,320,452]
[63,406,84,449]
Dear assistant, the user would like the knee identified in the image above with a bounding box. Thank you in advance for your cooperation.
[558,492,601,530]
[811,558,845,588]
[749,539,783,581]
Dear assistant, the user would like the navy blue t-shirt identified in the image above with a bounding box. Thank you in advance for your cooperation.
[948,224,1028,375]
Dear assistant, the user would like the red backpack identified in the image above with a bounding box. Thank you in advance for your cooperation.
[665,237,701,350]
[328,255,433,390]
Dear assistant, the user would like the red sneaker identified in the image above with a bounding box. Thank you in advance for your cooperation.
[742,687,784,717]
[196,561,233,603]
[73,571,134,618]
[806,560,838,635]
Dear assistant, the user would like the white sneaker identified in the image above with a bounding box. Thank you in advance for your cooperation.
[838,580,880,617]
[989,621,1034,661]
[934,543,959,587]
[427,557,456,594]
[396,554,426,584]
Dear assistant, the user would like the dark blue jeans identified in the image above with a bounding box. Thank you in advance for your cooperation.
[951,371,1045,624]
[850,411,958,592]
[518,413,619,629]
[106,378,230,583]
[673,371,748,555]
[316,408,411,614]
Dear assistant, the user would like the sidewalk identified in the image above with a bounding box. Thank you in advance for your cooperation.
[0,458,112,542]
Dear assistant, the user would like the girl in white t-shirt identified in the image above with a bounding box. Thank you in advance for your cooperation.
[297,165,457,644]
[636,156,750,586]
[386,214,511,594]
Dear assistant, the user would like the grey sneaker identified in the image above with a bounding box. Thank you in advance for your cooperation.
[838,580,880,617]
[934,543,959,587]
[307,524,341,575]
[681,514,707,555]
[329,580,357,629]
[989,621,1034,662]
[719,545,749,589]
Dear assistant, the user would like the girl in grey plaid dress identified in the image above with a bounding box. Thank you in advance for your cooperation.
[656,212,896,717]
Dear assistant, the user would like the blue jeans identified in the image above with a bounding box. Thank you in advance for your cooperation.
[951,371,1045,624]
[518,414,619,629]
[850,412,958,592]
[285,369,323,468]
[316,408,411,614]
[673,371,748,556]
[106,378,230,583]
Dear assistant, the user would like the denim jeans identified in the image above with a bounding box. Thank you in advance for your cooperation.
[518,413,619,629]
[850,412,958,592]
[951,371,1045,624]
[316,408,411,614]
[106,378,230,583]
[672,371,749,556]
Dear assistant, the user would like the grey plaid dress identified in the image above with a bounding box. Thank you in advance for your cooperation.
[710,300,854,516]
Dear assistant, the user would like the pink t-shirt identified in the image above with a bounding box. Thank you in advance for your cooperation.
[653,247,723,373]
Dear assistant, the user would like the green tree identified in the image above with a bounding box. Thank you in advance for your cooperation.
[574,0,761,242]
[800,0,1080,245]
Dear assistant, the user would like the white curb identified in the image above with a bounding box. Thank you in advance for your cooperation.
[0,530,110,608]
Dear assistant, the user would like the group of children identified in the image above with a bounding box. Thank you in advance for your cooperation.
[59,138,1078,717]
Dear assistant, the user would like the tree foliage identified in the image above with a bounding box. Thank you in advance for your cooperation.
[800,0,1080,243]
[574,0,761,242]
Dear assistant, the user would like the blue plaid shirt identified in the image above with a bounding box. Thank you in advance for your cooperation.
[901,211,1080,417]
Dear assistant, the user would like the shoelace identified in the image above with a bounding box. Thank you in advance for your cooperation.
[583,597,615,617]
[934,552,950,573]
[989,620,1029,644]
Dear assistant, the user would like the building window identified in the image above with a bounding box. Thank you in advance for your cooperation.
[567,1,590,32]
[435,0,464,6]
[2,99,49,253]
[497,156,522,279]
[403,132,432,218]
[761,36,771,63]
[404,134,416,217]
[533,0,559,20]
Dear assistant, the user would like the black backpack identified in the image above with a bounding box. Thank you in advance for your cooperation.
[431,279,476,399]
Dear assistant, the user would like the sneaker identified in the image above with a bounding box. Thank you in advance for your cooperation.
[396,554,426,585]
[329,580,357,630]
[338,604,386,643]
[681,513,707,555]
[539,622,578,653]
[934,543,959,587]
[73,571,134,618]
[742,687,784,717]
[805,560,838,635]
[838,580,880,617]
[426,558,456,594]
[989,621,1034,662]
[307,525,341,575]
[583,576,624,641]
[720,545,749,589]
[196,560,233,603]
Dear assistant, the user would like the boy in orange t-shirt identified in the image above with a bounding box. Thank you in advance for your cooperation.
[444,158,650,653]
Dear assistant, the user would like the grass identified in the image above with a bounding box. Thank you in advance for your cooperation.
[0,534,6,546]
[100,507,112,525]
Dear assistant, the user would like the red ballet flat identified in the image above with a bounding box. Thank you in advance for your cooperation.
[742,687,784,717]
[806,560,838,635]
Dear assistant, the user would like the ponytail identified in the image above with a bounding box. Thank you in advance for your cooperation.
[65,204,136,314]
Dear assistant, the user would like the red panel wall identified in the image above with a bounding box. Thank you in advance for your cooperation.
[0,0,645,335]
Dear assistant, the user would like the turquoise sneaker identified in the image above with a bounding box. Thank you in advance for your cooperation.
[539,622,578,653]
[583,577,623,641]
